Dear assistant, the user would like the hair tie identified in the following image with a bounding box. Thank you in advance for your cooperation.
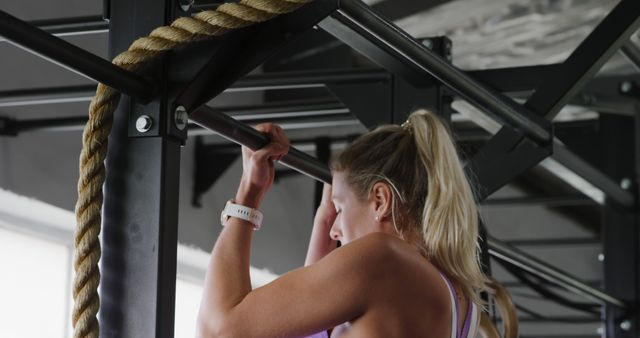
[401,119,412,133]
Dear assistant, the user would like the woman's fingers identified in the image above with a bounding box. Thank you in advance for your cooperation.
[252,123,290,163]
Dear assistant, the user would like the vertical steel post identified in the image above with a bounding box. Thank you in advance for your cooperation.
[99,0,183,337]
[601,114,639,338]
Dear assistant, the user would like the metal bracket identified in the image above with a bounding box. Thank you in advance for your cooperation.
[327,79,391,129]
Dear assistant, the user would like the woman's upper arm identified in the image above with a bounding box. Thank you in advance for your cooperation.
[213,234,395,337]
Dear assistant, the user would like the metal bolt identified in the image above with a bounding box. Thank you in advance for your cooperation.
[596,326,604,335]
[422,39,433,50]
[135,115,153,133]
[597,253,604,262]
[174,106,188,131]
[620,320,632,331]
[620,178,632,190]
[178,0,194,12]
[620,81,633,93]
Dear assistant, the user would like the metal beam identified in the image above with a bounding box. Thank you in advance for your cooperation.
[481,195,596,208]
[466,64,561,94]
[99,0,180,337]
[319,0,552,145]
[524,0,640,120]
[0,10,156,101]
[488,236,628,309]
[28,16,108,36]
[0,85,95,107]
[621,41,640,72]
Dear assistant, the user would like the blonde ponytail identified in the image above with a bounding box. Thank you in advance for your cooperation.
[407,109,490,304]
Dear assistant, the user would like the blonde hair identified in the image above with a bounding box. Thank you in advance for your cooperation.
[332,109,491,304]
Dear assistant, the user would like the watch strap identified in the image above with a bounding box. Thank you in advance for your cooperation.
[221,200,263,230]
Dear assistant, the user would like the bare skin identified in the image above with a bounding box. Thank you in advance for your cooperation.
[197,123,471,338]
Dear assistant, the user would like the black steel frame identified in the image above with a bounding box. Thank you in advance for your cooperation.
[0,0,639,337]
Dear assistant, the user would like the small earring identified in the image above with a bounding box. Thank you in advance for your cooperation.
[375,215,380,221]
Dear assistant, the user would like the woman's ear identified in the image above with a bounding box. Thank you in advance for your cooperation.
[371,182,393,220]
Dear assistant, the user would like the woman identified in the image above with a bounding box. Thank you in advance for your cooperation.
[197,110,497,337]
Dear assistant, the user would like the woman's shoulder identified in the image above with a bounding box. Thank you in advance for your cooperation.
[329,233,442,283]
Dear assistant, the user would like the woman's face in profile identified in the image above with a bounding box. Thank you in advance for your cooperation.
[330,172,378,244]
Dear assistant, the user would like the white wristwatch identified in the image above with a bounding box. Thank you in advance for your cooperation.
[220,200,263,230]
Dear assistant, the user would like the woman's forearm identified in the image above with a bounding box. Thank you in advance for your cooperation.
[198,184,260,333]
[305,211,337,266]
[305,184,337,266]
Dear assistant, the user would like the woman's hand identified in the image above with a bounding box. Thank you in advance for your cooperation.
[315,183,337,231]
[235,123,290,209]
[305,183,338,266]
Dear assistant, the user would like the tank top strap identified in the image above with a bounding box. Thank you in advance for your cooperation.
[438,271,459,338]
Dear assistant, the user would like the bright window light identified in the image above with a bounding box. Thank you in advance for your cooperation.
[175,279,204,337]
[0,227,70,338]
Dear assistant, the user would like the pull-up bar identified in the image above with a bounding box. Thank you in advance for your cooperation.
[190,105,333,184]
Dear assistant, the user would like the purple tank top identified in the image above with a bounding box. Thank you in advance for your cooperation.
[440,272,475,338]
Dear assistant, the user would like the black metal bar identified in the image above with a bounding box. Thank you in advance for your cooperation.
[502,237,600,247]
[0,10,156,101]
[466,64,562,94]
[216,100,349,120]
[0,85,96,107]
[621,41,640,72]
[190,105,332,183]
[27,16,108,36]
[13,116,87,133]
[319,0,552,145]
[482,195,596,207]
[488,236,627,309]
[524,0,640,120]
[230,68,389,91]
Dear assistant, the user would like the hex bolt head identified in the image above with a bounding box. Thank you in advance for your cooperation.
[135,115,153,133]
[620,320,632,331]
[597,253,604,262]
[620,178,632,190]
[174,106,188,131]
[620,81,633,93]
[422,39,433,50]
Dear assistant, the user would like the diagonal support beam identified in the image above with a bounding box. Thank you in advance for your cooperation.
[525,0,640,120]
[319,0,551,145]
[467,0,640,201]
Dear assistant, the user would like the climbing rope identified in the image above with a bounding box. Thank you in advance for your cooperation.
[72,1,310,337]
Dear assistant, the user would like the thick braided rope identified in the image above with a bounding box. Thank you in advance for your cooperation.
[73,1,310,337]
